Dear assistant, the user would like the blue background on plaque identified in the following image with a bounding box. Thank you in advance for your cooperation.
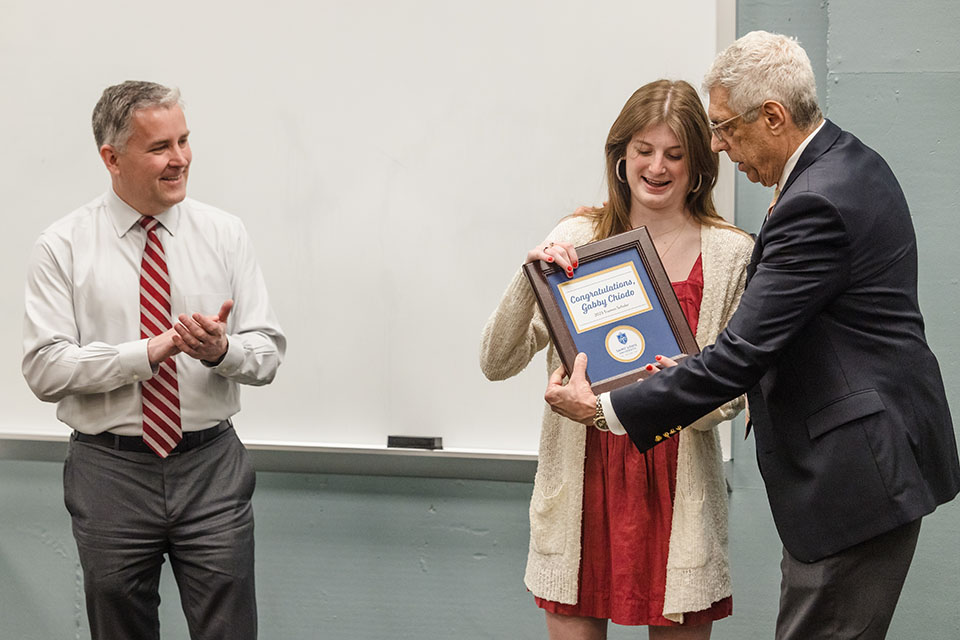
[546,248,682,384]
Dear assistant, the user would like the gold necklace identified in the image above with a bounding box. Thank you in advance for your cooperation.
[653,220,687,258]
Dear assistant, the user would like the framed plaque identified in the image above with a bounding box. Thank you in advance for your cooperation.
[523,227,699,394]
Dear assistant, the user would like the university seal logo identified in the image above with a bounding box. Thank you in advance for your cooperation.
[605,325,644,363]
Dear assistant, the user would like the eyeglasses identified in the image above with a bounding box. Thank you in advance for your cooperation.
[709,105,762,144]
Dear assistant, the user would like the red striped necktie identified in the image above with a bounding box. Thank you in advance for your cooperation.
[138,216,182,457]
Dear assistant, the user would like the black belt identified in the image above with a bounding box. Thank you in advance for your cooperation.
[73,420,232,454]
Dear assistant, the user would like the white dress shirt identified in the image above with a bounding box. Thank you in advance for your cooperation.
[23,189,286,435]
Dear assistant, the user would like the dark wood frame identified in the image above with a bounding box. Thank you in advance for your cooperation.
[522,226,699,394]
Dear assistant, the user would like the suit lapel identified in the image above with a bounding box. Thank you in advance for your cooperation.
[746,120,842,286]
[778,119,841,200]
[746,238,761,283]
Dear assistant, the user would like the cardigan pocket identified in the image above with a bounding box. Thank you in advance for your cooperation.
[529,483,567,555]
[665,495,709,569]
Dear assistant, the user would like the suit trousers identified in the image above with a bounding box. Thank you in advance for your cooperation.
[64,425,258,640]
[775,518,921,640]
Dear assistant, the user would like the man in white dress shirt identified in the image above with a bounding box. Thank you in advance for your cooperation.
[22,81,286,640]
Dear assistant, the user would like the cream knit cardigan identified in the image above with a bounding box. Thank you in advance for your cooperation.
[480,215,754,623]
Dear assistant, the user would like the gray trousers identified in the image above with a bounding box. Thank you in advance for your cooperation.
[64,426,257,640]
[776,518,921,640]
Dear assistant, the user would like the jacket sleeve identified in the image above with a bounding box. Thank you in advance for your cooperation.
[612,192,850,451]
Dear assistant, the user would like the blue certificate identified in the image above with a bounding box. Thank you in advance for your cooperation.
[524,227,698,394]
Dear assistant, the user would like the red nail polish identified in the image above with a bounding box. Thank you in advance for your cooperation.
[547,256,554,262]
[573,262,578,268]
[646,364,654,371]
[655,355,662,361]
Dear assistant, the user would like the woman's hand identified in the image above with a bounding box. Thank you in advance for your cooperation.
[526,241,579,278]
[643,354,679,375]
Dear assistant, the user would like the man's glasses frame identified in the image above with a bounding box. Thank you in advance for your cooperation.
[709,104,763,144]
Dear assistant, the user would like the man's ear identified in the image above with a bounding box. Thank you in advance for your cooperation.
[760,100,789,135]
[99,144,121,176]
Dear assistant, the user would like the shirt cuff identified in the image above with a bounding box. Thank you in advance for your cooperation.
[599,392,626,435]
[120,338,155,382]
[209,335,241,372]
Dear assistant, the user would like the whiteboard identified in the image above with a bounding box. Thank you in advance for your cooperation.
[0,0,732,455]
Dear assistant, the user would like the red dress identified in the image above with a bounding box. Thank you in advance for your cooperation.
[537,255,732,626]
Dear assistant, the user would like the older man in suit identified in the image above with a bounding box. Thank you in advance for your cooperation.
[544,31,960,640]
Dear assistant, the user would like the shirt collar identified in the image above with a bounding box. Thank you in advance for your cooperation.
[106,188,181,238]
[778,119,826,189]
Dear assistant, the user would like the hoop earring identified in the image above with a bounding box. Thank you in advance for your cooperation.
[691,174,703,193]
[616,157,627,184]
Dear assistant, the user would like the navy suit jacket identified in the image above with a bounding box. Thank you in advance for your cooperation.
[611,120,960,562]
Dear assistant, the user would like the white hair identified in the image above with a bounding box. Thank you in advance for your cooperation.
[703,31,822,129]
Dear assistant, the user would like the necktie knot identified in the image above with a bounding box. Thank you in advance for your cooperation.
[767,186,781,218]
[139,216,160,233]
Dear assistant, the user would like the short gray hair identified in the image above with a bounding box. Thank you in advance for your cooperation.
[92,81,182,150]
[703,31,822,129]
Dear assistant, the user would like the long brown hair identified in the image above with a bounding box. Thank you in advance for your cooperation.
[586,79,728,240]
